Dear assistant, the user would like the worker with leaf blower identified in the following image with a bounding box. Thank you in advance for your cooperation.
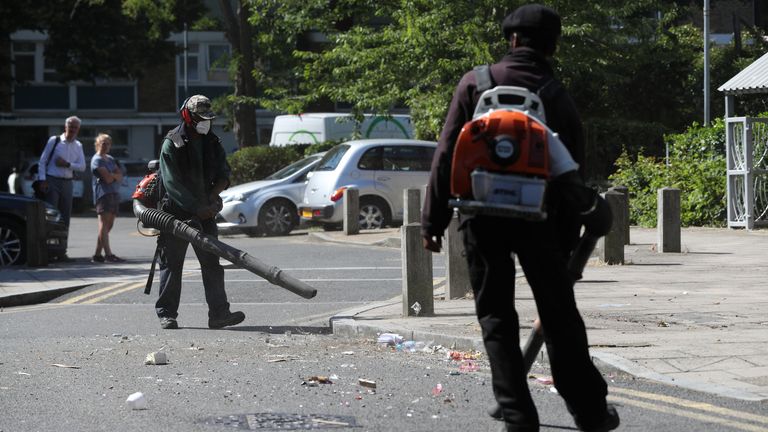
[422,5,618,432]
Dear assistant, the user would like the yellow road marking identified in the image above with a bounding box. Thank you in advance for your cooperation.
[611,387,768,425]
[80,282,146,304]
[58,282,132,304]
[609,395,766,432]
[0,304,67,314]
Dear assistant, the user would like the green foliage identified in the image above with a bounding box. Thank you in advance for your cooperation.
[304,140,342,157]
[583,118,667,181]
[609,119,726,227]
[227,146,301,185]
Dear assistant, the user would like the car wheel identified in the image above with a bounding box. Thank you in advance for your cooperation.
[359,197,390,230]
[0,218,26,266]
[258,199,297,236]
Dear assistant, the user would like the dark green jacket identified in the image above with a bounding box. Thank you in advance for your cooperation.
[159,124,230,216]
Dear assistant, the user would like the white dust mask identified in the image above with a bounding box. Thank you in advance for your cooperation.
[195,120,211,135]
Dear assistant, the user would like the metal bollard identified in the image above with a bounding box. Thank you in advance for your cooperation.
[609,185,630,245]
[445,212,471,299]
[25,200,48,267]
[401,223,434,316]
[657,187,681,252]
[343,187,359,235]
[598,190,626,265]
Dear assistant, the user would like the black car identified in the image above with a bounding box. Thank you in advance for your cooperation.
[0,193,68,266]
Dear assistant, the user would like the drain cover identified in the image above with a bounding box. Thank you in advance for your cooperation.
[201,413,359,430]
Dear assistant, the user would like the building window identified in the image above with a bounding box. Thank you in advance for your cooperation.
[12,42,36,82]
[177,43,200,82]
[208,44,230,70]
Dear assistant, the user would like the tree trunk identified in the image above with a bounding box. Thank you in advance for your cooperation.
[219,0,259,148]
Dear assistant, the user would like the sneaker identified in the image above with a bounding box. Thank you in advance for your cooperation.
[159,317,179,330]
[105,254,125,263]
[208,311,245,329]
[91,254,105,263]
[577,404,620,432]
[488,403,503,420]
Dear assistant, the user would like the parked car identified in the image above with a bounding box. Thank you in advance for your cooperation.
[299,139,437,230]
[116,159,151,204]
[0,192,68,266]
[216,153,325,236]
[18,159,87,211]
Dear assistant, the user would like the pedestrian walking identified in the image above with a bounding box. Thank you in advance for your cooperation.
[421,5,619,432]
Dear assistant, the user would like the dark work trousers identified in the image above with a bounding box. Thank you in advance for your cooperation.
[155,217,231,320]
[462,216,608,432]
[44,175,73,251]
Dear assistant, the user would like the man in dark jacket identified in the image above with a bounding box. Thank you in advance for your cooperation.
[156,94,245,330]
[421,5,618,432]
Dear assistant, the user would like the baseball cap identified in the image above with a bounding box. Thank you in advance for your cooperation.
[502,4,562,41]
[185,95,216,120]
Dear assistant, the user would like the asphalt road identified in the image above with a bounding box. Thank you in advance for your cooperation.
[1,214,766,431]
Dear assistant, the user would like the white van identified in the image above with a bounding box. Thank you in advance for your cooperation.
[269,113,413,147]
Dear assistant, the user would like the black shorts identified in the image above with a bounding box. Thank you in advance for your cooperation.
[96,193,120,215]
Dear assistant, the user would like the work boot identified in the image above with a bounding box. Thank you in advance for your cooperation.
[488,403,503,420]
[159,317,179,330]
[576,404,620,432]
[208,311,245,329]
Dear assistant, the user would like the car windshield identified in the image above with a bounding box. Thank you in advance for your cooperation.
[265,155,321,180]
[315,145,350,171]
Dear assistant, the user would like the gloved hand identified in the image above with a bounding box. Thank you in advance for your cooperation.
[196,204,218,221]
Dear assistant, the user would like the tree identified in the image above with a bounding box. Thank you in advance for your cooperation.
[218,0,258,148]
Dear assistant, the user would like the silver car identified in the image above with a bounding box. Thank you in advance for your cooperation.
[299,139,436,230]
[216,153,324,236]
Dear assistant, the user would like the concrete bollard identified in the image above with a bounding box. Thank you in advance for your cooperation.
[445,213,471,299]
[403,188,421,224]
[343,187,359,235]
[25,200,48,267]
[598,190,626,265]
[609,185,630,245]
[657,187,681,252]
[401,223,434,317]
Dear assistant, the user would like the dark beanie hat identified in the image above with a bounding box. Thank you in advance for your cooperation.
[502,4,562,41]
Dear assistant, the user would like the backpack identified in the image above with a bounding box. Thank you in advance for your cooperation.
[448,65,578,220]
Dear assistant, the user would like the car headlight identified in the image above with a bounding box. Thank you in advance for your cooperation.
[45,207,62,223]
[222,189,259,203]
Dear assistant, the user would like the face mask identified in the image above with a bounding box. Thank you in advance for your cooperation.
[195,120,211,135]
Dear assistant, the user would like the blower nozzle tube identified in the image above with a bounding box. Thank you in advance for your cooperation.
[133,200,317,299]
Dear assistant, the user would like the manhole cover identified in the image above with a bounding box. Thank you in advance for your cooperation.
[201,413,359,430]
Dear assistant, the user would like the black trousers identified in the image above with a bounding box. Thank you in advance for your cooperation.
[462,216,608,431]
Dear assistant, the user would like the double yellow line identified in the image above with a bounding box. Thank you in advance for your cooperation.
[58,281,146,305]
[610,387,768,431]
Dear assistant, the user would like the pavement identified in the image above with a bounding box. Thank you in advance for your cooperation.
[2,225,767,402]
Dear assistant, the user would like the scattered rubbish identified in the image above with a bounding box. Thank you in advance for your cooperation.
[377,333,404,346]
[51,363,80,369]
[144,352,168,365]
[303,376,333,386]
[126,392,147,410]
[459,360,479,372]
[431,383,443,396]
[267,355,299,363]
[112,333,122,337]
[358,379,377,389]
[17,372,30,376]
[447,350,482,361]
[411,302,422,315]
[341,351,355,355]
[448,371,461,376]
[396,340,427,352]
[329,374,339,380]
[657,320,670,328]
[529,375,553,385]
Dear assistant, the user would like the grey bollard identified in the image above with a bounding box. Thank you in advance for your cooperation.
[343,187,359,235]
[598,190,625,265]
[609,185,630,245]
[657,187,681,252]
[401,223,434,316]
[25,200,48,267]
[445,213,471,299]
[403,188,421,224]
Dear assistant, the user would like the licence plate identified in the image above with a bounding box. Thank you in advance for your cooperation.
[302,210,313,218]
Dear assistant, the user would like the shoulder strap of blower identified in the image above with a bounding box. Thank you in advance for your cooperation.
[473,64,563,116]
